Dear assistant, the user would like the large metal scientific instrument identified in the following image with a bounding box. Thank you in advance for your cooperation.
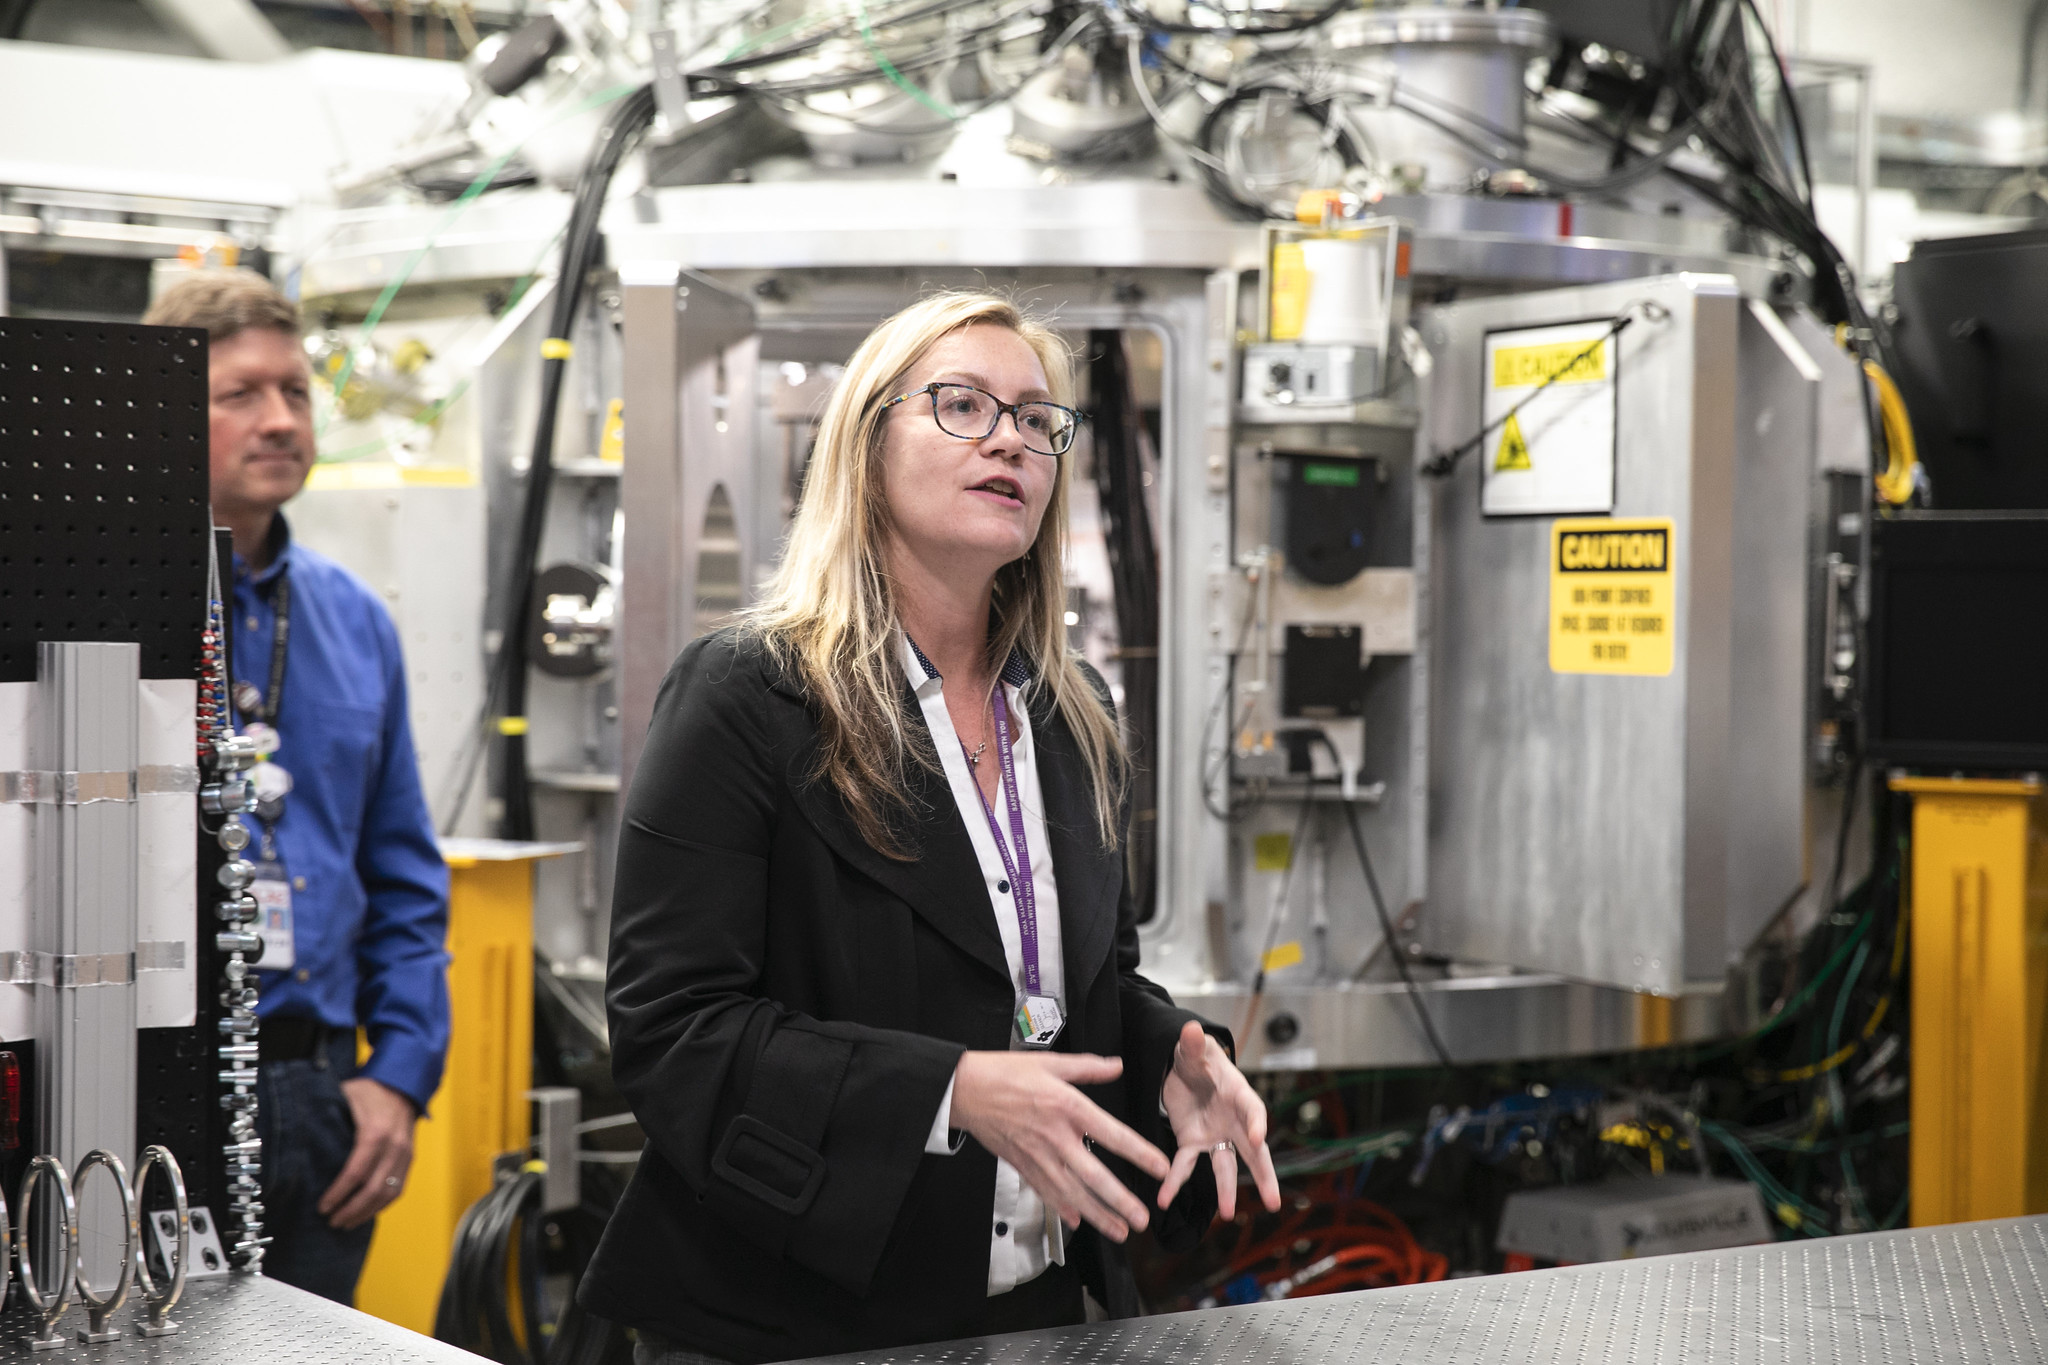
[293,0,1878,1072]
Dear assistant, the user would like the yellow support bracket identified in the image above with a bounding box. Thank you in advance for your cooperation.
[1889,774,2048,1226]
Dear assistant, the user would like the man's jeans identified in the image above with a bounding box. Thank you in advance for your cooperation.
[255,1031,377,1303]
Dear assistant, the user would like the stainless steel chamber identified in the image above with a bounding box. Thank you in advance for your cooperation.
[288,0,1870,1070]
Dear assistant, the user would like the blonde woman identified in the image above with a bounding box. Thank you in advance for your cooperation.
[583,293,1280,1364]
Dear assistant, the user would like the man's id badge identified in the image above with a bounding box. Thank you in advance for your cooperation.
[251,860,295,973]
[1017,995,1064,1048]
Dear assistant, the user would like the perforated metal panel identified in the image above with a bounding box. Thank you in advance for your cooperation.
[0,317,225,1244]
[0,1274,477,1361]
[0,317,211,684]
[799,1216,2048,1365]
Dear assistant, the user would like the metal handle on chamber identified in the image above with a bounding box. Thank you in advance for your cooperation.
[15,1154,79,1351]
[70,1149,137,1344]
[132,1144,189,1337]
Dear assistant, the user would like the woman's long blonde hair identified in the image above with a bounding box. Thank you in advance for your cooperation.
[745,292,1124,860]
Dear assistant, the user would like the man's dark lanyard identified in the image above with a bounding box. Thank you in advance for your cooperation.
[238,570,291,727]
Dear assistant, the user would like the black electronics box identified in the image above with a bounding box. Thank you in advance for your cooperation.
[1282,624,1365,719]
[1867,511,2048,770]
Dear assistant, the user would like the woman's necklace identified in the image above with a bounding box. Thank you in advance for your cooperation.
[965,702,992,766]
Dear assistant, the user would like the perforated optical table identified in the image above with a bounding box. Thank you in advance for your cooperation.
[796,1215,2048,1365]
[0,1274,479,1362]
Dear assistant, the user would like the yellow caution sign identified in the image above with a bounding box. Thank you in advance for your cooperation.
[1493,337,1608,388]
[1494,411,1532,472]
[1549,517,1676,676]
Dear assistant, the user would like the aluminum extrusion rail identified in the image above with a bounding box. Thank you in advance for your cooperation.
[795,1214,2048,1365]
[0,1274,475,1362]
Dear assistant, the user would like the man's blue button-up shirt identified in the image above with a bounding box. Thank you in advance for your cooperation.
[232,515,451,1113]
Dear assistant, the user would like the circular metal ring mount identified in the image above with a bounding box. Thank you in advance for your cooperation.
[16,1154,78,1351]
[71,1149,137,1344]
[132,1145,189,1337]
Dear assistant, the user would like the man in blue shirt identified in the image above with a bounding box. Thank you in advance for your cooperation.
[144,272,451,1302]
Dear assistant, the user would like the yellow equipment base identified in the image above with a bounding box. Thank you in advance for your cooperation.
[1890,775,2048,1227]
[354,840,571,1332]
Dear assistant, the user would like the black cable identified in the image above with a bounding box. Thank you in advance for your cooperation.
[494,84,657,840]
[1310,734,1455,1069]
[1821,755,1862,925]
[1193,82,1370,219]
[435,1159,632,1365]
[1737,0,1815,211]
[436,1167,545,1363]
[1086,331,1162,915]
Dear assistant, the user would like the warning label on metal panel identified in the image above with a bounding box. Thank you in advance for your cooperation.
[1549,518,1675,676]
[1481,320,1619,517]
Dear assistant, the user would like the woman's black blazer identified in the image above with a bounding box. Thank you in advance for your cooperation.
[579,628,1223,1363]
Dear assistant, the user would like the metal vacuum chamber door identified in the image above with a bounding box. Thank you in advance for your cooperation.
[615,264,760,800]
[1418,274,1818,995]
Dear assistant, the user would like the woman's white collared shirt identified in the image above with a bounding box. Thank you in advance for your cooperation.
[903,635,1068,1297]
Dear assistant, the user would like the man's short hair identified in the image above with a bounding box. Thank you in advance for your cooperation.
[142,269,300,343]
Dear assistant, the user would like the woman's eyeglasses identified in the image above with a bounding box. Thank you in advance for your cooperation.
[881,383,1083,458]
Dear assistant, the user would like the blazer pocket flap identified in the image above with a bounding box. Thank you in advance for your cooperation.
[711,1115,826,1216]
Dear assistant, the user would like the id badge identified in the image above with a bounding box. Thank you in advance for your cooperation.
[250,860,295,973]
[1016,995,1064,1049]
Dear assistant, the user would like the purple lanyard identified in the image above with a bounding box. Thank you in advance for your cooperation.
[965,687,1044,996]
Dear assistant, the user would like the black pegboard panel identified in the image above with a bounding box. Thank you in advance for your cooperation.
[0,318,221,1221]
[0,318,211,683]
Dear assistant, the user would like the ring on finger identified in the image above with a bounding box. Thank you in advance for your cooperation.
[1212,1140,1236,1156]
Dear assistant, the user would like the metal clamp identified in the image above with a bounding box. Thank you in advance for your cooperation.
[16,1155,78,1350]
[132,1146,187,1337]
[71,1150,136,1343]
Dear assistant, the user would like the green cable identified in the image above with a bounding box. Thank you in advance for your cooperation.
[1703,1121,1830,1236]
[853,0,960,119]
[315,195,571,464]
[316,81,642,439]
[1682,862,1892,1065]
[1826,938,1878,1229]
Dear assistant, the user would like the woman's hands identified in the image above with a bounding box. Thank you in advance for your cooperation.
[948,1051,1172,1243]
[1158,1021,1282,1220]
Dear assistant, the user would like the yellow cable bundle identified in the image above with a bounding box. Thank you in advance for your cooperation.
[1863,359,1920,505]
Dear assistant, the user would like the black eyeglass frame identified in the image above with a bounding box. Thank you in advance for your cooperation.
[880,382,1086,457]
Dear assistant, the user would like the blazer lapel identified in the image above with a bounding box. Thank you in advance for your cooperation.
[1030,692,1122,1001]
[765,679,1013,991]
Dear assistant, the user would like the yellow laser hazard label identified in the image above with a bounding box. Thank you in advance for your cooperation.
[1494,411,1532,472]
[1549,518,1675,676]
[1493,338,1609,389]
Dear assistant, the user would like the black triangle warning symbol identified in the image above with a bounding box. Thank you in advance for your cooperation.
[1494,411,1532,472]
